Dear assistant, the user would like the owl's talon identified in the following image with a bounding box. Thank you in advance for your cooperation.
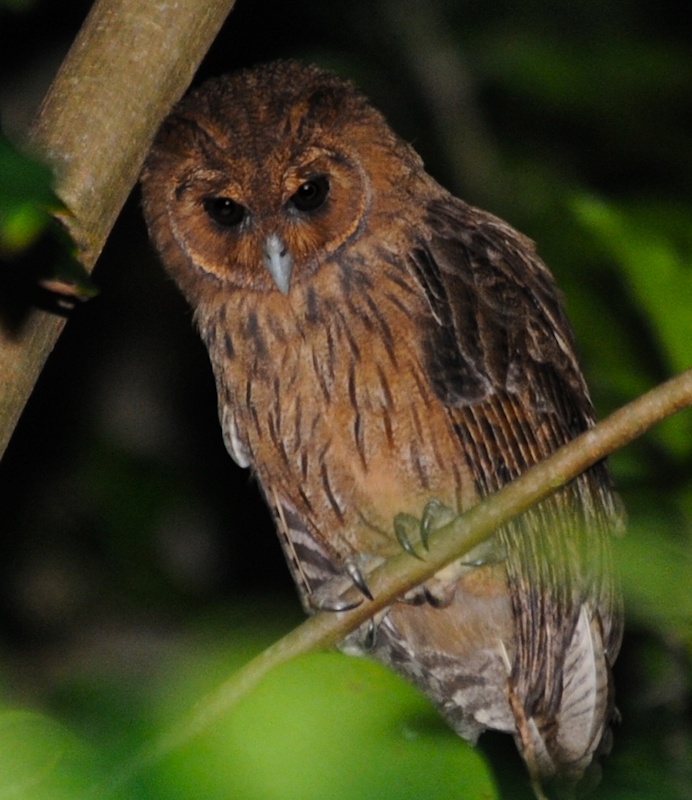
[394,513,425,560]
[362,617,376,651]
[420,498,457,549]
[460,538,507,568]
[308,559,376,612]
[345,559,373,601]
[310,595,363,613]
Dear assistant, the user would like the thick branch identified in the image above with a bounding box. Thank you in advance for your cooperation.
[0,0,236,459]
[100,368,692,796]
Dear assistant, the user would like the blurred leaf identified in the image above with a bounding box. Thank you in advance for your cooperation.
[0,134,55,255]
[478,34,691,120]
[572,195,692,373]
[473,31,692,181]
[146,652,497,800]
[0,710,102,800]
[571,194,692,457]
[0,134,96,300]
[617,523,692,643]
[605,740,691,800]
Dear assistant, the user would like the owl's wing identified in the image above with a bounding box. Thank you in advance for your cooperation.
[411,196,589,418]
[408,195,623,775]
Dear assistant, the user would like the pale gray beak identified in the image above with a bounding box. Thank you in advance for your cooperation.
[263,233,292,294]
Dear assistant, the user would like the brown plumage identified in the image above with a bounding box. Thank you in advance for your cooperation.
[140,60,623,794]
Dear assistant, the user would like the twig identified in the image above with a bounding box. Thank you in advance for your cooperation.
[97,367,692,796]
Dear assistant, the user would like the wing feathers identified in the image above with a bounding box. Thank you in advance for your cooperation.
[408,194,623,781]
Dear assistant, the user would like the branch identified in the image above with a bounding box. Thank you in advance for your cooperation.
[99,368,692,796]
[0,0,237,460]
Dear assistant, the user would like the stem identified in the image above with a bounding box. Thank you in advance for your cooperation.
[0,0,237,460]
[100,368,692,796]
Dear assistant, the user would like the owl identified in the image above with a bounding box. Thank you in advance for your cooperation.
[140,60,623,794]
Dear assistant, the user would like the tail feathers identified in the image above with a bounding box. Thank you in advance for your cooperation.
[512,604,613,794]
[554,605,610,772]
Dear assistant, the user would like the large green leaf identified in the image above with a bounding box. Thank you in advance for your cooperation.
[146,652,498,800]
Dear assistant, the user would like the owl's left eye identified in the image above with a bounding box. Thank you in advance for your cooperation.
[290,175,330,213]
[203,196,246,228]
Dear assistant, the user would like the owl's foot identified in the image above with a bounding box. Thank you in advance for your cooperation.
[309,559,382,653]
[308,556,376,612]
[461,537,507,568]
[345,558,373,601]
[392,499,455,606]
[393,497,456,558]
[400,498,506,566]
[393,498,507,607]
[393,513,426,560]
[420,498,457,548]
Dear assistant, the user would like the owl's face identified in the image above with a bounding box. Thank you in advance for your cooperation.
[141,61,424,302]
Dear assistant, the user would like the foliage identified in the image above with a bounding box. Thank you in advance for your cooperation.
[0,133,54,255]
[0,710,103,800]
[0,649,496,800]
[0,134,96,298]
[147,651,496,800]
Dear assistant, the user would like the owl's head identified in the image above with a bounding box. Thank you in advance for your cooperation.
[141,60,425,303]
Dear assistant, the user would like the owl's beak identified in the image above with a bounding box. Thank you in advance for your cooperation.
[263,233,292,295]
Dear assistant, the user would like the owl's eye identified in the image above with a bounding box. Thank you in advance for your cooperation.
[203,196,246,227]
[290,175,330,212]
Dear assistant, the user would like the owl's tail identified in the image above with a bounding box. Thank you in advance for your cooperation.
[511,603,614,798]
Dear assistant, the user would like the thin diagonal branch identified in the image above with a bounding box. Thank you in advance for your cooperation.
[98,367,692,797]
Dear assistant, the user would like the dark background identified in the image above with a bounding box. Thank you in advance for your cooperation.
[1,1,690,798]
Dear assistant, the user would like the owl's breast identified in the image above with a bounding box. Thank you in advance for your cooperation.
[203,273,477,557]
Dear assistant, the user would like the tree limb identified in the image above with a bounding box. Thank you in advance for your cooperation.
[0,0,236,459]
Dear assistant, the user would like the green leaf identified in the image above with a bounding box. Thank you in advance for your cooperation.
[0,134,55,255]
[571,194,692,457]
[0,710,102,800]
[571,195,692,373]
[147,652,498,800]
[0,134,97,299]
[617,523,692,642]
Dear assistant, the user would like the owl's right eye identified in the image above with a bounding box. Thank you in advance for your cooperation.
[203,196,246,228]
